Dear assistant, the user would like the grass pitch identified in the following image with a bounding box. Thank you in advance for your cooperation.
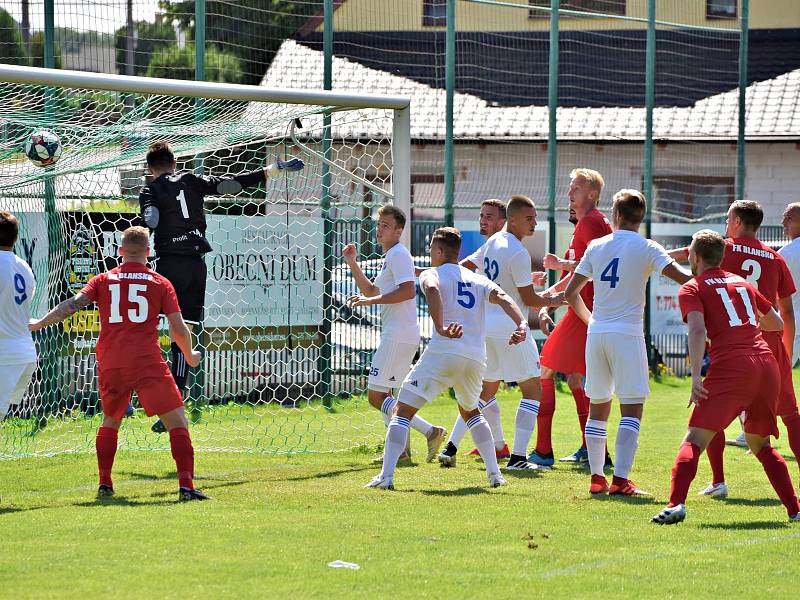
[2,375,800,599]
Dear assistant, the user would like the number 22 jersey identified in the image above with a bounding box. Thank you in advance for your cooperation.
[81,262,180,370]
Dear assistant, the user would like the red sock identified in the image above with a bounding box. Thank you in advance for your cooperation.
[169,427,195,490]
[571,386,589,447]
[756,445,800,517]
[95,426,118,488]
[706,431,726,485]
[669,442,701,507]
[781,411,800,476]
[535,378,555,455]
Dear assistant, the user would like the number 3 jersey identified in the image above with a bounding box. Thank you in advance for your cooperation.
[466,231,532,339]
[575,230,674,336]
[0,250,37,365]
[678,268,773,362]
[81,262,180,369]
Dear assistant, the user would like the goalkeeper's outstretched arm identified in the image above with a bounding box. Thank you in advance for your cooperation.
[167,312,201,368]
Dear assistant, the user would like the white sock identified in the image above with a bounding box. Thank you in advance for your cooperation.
[411,413,434,437]
[585,418,608,477]
[380,415,410,480]
[448,414,468,449]
[481,397,505,449]
[614,417,641,480]
[511,398,540,457]
[379,395,395,427]
[467,414,499,475]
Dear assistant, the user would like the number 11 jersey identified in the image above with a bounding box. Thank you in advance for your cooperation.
[81,262,180,369]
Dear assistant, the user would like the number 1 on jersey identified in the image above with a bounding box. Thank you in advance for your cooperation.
[176,189,189,220]
[600,257,620,288]
[715,286,757,327]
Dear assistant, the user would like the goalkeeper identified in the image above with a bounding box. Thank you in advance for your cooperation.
[139,142,304,431]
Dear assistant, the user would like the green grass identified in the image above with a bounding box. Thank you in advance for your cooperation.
[2,376,800,599]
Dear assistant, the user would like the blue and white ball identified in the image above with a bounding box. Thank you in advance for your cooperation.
[25,130,63,167]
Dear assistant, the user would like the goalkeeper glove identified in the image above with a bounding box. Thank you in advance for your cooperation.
[266,157,305,178]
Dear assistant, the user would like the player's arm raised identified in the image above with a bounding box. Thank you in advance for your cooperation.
[661,262,693,286]
[201,158,305,196]
[349,281,415,308]
[166,312,202,367]
[421,273,462,339]
[488,288,528,345]
[685,311,709,405]
[341,243,379,297]
[542,252,578,272]
[29,293,93,331]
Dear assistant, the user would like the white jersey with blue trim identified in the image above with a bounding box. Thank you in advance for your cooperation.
[0,251,37,365]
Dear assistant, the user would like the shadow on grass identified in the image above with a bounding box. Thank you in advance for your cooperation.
[721,497,782,507]
[0,504,49,515]
[590,494,660,505]
[419,486,488,497]
[699,520,788,530]
[283,464,375,482]
[73,496,175,508]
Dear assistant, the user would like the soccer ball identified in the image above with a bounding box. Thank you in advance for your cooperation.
[24,130,63,167]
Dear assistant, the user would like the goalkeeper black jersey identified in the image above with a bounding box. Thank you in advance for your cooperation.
[139,170,265,256]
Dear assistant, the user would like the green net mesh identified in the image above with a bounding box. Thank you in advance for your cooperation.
[0,82,400,457]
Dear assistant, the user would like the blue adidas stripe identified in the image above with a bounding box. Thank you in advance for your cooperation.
[381,397,395,415]
[619,418,641,431]
[390,416,410,428]
[519,400,540,414]
[584,427,607,437]
[466,415,485,429]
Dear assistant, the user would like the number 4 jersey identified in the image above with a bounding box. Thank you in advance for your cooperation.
[678,268,773,363]
[81,262,180,369]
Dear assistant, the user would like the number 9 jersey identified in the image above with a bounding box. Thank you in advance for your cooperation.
[80,262,181,370]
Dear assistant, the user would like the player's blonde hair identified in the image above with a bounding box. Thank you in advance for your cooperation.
[431,226,461,259]
[121,226,150,258]
[612,189,646,225]
[377,204,406,230]
[570,168,605,198]
[691,229,725,267]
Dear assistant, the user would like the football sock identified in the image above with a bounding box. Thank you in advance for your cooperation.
[535,378,555,455]
[669,442,701,507]
[169,427,195,490]
[780,411,800,476]
[512,398,540,457]
[585,418,608,477]
[380,395,432,436]
[614,417,641,480]
[480,397,506,450]
[756,445,800,517]
[467,414,500,475]
[706,431,726,485]
[380,416,410,480]
[572,387,590,448]
[170,342,189,391]
[448,414,468,449]
[95,426,118,488]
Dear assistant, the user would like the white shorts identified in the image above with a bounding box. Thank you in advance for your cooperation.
[484,335,541,383]
[0,362,37,419]
[399,350,484,412]
[585,333,649,403]
[367,339,418,393]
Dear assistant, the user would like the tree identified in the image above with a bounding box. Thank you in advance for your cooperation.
[159,1,318,85]
[0,8,27,66]
[29,31,62,69]
[146,43,243,84]
[114,18,175,76]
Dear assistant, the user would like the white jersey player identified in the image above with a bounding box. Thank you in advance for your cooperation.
[779,202,800,365]
[0,211,37,420]
[562,190,691,496]
[366,227,529,490]
[342,204,446,463]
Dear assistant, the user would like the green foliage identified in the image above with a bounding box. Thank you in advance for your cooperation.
[29,31,62,69]
[114,19,176,76]
[146,43,243,84]
[159,0,319,85]
[0,8,27,65]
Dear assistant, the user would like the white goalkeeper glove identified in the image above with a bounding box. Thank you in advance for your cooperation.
[266,157,305,178]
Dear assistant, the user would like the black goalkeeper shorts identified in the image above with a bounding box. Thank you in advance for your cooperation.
[154,254,207,325]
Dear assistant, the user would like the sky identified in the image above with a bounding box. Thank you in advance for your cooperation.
[0,1,162,34]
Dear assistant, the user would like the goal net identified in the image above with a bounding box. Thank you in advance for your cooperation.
[0,65,411,458]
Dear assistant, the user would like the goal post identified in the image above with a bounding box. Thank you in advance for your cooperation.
[0,64,412,458]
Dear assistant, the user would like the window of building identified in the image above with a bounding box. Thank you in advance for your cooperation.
[423,0,447,27]
[707,0,737,19]
[652,176,735,223]
[529,0,626,19]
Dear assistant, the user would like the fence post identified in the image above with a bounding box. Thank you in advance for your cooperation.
[736,0,749,201]
[644,0,656,371]
[444,0,455,227]
[547,0,560,286]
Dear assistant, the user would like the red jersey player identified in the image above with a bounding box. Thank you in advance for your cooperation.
[29,226,208,501]
[530,168,612,467]
[652,229,800,525]
[670,200,800,496]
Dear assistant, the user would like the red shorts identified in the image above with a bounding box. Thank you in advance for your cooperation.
[540,308,587,375]
[763,331,798,416]
[98,362,183,420]
[689,354,780,438]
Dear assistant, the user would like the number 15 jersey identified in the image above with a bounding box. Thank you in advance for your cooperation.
[575,230,674,336]
[81,262,180,370]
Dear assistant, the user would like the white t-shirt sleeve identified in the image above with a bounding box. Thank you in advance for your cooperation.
[510,249,532,288]
[465,243,485,269]
[647,240,674,274]
[387,247,416,286]
[575,243,595,278]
